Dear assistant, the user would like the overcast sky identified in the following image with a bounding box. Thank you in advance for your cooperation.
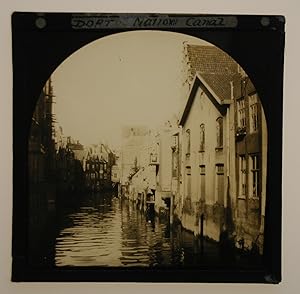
[51,30,211,148]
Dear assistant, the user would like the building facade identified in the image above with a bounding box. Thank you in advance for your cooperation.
[175,44,267,253]
[233,75,267,251]
[120,126,149,195]
[83,143,116,192]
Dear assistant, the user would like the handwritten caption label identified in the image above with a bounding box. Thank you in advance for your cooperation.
[71,15,238,29]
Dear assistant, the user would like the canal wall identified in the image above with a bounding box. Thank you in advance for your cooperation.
[176,198,264,254]
[179,199,225,242]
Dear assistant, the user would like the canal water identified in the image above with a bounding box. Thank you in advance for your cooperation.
[53,193,256,268]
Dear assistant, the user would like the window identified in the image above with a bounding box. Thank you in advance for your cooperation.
[186,129,191,155]
[239,155,247,198]
[172,134,179,177]
[216,117,223,148]
[99,163,103,179]
[249,93,259,133]
[249,155,260,198]
[216,164,224,205]
[199,124,205,152]
[172,134,179,151]
[172,152,179,178]
[186,167,191,198]
[199,165,205,201]
[237,98,246,128]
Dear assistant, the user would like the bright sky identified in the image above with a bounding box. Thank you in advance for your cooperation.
[52,30,211,148]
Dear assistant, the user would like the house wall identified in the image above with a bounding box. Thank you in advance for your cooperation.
[158,128,173,192]
[171,131,182,218]
[234,83,267,252]
[178,79,267,252]
[180,86,228,241]
[111,165,120,183]
[120,132,147,185]
[155,128,174,214]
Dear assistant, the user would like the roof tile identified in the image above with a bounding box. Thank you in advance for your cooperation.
[186,45,246,101]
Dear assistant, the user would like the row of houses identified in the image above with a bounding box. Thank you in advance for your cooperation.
[28,78,57,233]
[28,78,88,213]
[28,79,86,264]
[120,44,267,253]
[29,78,120,215]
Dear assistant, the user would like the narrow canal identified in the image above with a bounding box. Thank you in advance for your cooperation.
[51,192,261,268]
[53,192,237,268]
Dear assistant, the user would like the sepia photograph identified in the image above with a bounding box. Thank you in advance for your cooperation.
[11,12,284,283]
[27,31,267,268]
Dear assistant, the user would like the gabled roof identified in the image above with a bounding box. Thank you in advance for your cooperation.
[180,44,259,126]
[179,73,230,126]
[180,44,254,126]
[186,44,257,100]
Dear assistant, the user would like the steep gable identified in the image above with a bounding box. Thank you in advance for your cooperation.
[179,74,229,126]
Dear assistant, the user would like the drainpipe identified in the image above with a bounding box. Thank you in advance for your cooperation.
[225,82,234,209]
[229,80,236,224]
[170,194,174,225]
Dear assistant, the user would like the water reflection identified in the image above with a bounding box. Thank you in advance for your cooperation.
[55,193,225,267]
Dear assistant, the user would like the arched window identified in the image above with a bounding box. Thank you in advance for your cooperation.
[186,129,191,155]
[199,124,205,152]
[216,117,223,148]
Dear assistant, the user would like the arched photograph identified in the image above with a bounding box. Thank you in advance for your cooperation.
[27,30,268,269]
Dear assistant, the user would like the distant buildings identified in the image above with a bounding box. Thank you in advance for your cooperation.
[83,143,116,192]
[119,126,149,194]
[29,78,87,212]
[66,137,85,162]
[154,124,180,217]
[55,145,85,201]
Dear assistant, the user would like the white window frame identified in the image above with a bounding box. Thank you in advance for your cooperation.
[249,93,259,133]
[237,98,246,128]
[249,154,260,198]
